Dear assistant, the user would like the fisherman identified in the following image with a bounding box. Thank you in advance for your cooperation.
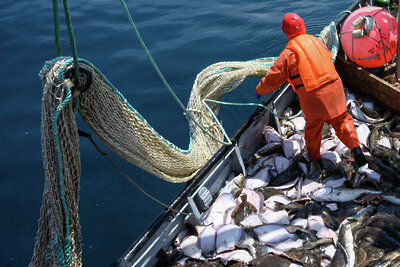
[256,13,367,168]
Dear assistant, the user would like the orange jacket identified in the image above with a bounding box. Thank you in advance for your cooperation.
[256,35,346,120]
[286,34,340,92]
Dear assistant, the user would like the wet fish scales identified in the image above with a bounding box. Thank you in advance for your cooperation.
[253,254,293,267]
[365,156,400,183]
[354,226,400,251]
[371,144,400,173]
[284,248,322,267]
[269,157,303,186]
[254,142,282,159]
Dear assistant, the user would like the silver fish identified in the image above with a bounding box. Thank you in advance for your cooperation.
[311,186,381,202]
[337,223,355,267]
[348,101,390,124]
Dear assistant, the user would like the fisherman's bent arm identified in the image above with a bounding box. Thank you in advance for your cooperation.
[256,49,297,95]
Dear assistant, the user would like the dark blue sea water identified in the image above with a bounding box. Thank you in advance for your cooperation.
[1,0,350,266]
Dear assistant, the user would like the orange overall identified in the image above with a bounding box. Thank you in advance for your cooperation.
[256,34,360,161]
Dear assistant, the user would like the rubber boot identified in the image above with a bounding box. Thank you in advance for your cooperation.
[351,147,367,167]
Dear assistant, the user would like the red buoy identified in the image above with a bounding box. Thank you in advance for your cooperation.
[340,6,397,68]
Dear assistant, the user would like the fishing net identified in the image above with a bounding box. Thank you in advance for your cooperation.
[30,22,337,267]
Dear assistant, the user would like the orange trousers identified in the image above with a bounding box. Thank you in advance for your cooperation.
[304,112,360,162]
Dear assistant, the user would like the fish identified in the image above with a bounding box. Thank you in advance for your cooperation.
[290,218,308,228]
[282,248,322,267]
[365,155,400,183]
[273,238,303,251]
[253,142,282,159]
[300,178,323,196]
[348,100,390,124]
[238,188,264,212]
[311,186,382,203]
[307,215,337,244]
[335,205,375,230]
[239,214,264,229]
[274,155,291,174]
[355,123,370,148]
[254,187,283,200]
[302,237,334,250]
[359,99,379,119]
[246,155,274,176]
[371,144,400,173]
[308,160,322,180]
[321,122,333,140]
[244,166,270,189]
[231,195,257,225]
[197,225,216,256]
[253,224,296,246]
[286,225,319,243]
[320,138,338,153]
[201,193,237,227]
[236,233,257,257]
[283,116,306,133]
[214,249,253,265]
[362,213,400,230]
[319,158,347,180]
[294,201,330,220]
[259,209,290,225]
[358,165,381,182]
[367,126,380,149]
[321,244,337,260]
[215,224,244,254]
[323,177,346,189]
[378,136,391,148]
[264,194,292,210]
[372,248,400,266]
[269,155,303,186]
[179,235,204,260]
[253,253,293,267]
[263,126,283,144]
[320,151,341,165]
[337,223,355,267]
[354,225,400,250]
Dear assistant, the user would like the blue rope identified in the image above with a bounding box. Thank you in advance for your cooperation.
[50,74,73,266]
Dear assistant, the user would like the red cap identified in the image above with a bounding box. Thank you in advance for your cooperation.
[282,13,305,34]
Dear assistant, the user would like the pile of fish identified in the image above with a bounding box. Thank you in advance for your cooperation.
[156,89,400,267]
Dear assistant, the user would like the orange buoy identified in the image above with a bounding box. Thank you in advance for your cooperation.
[340,6,397,68]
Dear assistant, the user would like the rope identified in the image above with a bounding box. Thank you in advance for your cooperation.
[335,10,352,24]
[203,99,303,121]
[53,0,62,56]
[51,84,73,266]
[62,0,80,83]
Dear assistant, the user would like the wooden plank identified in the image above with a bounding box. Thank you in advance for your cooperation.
[335,56,400,116]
